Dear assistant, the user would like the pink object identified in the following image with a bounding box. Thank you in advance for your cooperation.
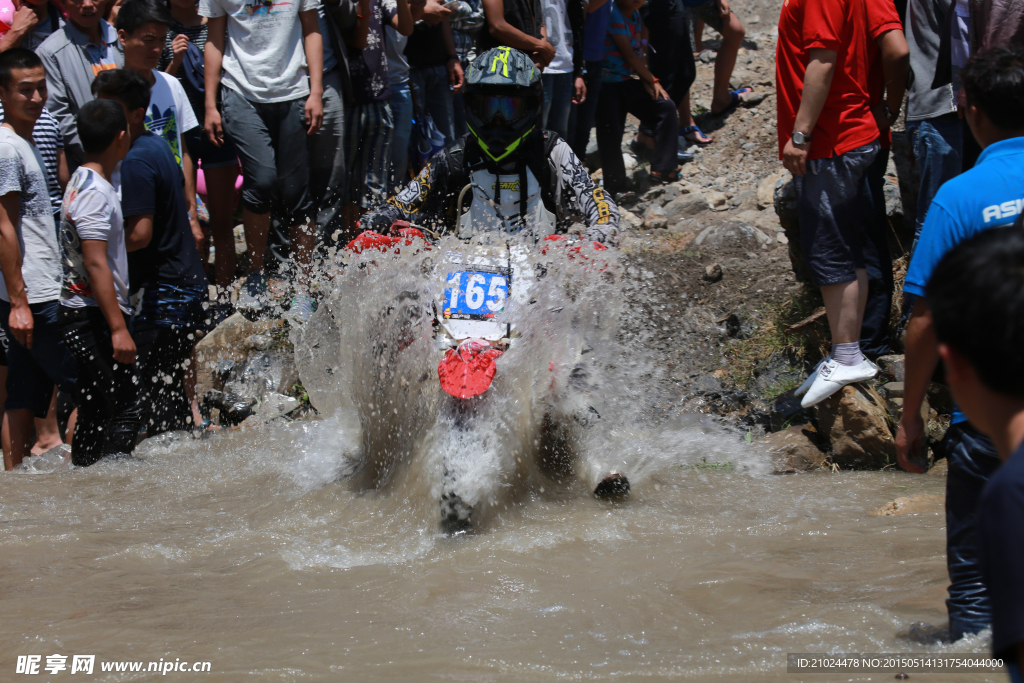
[195,163,243,208]
[0,0,16,35]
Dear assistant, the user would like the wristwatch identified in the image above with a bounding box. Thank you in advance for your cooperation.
[791,131,812,146]
[884,103,901,122]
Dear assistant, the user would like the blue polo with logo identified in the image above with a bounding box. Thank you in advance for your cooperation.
[905,135,1024,423]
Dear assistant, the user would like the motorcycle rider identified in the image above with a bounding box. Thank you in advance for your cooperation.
[359,46,620,243]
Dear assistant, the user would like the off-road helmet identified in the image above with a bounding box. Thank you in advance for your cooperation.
[464,46,543,164]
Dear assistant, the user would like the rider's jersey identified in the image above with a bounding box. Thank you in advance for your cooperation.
[363,131,620,243]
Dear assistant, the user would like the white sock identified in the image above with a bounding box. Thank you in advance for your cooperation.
[832,342,865,367]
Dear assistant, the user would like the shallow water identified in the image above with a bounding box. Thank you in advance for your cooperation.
[0,240,1001,681]
[0,423,998,682]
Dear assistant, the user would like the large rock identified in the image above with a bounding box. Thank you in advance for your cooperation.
[194,313,277,398]
[871,494,944,516]
[757,170,791,210]
[876,354,906,382]
[664,192,709,220]
[695,220,773,247]
[643,204,668,229]
[759,424,828,473]
[815,384,897,469]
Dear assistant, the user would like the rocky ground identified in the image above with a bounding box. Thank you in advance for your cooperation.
[195,3,945,477]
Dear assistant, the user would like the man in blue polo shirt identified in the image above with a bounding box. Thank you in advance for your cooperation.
[896,45,1024,644]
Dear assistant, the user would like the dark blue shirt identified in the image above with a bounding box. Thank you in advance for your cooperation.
[582,1,612,62]
[978,438,1024,660]
[121,131,206,292]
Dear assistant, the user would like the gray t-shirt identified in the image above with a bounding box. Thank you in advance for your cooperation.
[906,0,958,121]
[199,0,321,103]
[385,25,409,86]
[0,126,60,304]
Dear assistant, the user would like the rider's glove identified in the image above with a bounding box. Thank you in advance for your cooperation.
[583,225,618,246]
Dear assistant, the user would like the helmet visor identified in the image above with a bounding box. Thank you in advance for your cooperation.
[467,94,532,127]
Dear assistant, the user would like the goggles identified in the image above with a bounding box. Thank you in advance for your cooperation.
[468,94,533,126]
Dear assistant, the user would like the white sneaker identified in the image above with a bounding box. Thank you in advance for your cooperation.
[800,358,878,408]
[794,356,830,397]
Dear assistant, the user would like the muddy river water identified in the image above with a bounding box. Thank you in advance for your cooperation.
[0,241,1002,682]
[0,422,998,682]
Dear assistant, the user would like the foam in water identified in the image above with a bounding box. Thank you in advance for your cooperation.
[293,235,758,531]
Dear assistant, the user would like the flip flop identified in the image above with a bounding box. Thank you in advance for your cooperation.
[681,125,713,144]
[649,170,680,185]
[711,87,753,116]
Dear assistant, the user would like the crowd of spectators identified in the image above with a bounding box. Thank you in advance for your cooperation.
[775,0,1022,673]
[0,0,739,469]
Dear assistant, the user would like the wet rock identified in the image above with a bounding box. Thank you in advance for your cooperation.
[643,205,669,230]
[643,184,680,207]
[769,388,812,432]
[664,193,709,219]
[760,424,828,473]
[876,355,906,382]
[927,382,954,415]
[927,458,948,477]
[815,384,897,469]
[881,382,904,399]
[703,263,723,282]
[195,312,276,398]
[871,494,944,516]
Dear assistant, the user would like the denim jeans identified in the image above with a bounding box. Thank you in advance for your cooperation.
[310,69,347,246]
[859,147,894,357]
[220,86,313,225]
[410,65,455,146]
[941,423,1001,641]
[59,306,139,466]
[389,81,414,191]
[542,72,574,140]
[907,116,963,242]
[568,62,603,161]
[903,116,962,321]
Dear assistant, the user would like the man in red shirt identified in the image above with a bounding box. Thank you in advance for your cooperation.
[776,0,897,408]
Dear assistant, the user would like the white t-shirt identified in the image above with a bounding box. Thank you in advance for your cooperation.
[59,166,129,312]
[542,0,573,74]
[199,0,321,103]
[0,126,60,304]
[146,70,200,169]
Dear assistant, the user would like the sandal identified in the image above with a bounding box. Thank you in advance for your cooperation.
[711,87,753,117]
[681,125,713,145]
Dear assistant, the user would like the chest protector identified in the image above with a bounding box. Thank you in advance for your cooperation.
[446,130,562,239]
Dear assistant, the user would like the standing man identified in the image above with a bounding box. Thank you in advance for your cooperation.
[896,46,1024,644]
[539,0,583,139]
[777,0,883,408]
[0,48,76,469]
[36,0,124,169]
[201,0,324,321]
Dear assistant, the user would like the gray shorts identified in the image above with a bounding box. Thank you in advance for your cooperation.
[686,0,730,34]
[793,141,881,287]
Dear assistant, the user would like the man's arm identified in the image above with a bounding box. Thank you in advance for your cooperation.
[550,139,619,243]
[123,214,154,252]
[363,150,455,233]
[481,0,554,64]
[299,9,325,135]
[0,192,32,348]
[873,29,910,132]
[783,48,836,176]
[56,148,69,193]
[203,15,227,146]
[416,0,452,24]
[180,147,204,251]
[391,0,415,35]
[442,19,464,92]
[895,297,937,474]
[611,32,668,101]
[80,239,135,364]
[0,5,41,51]
[345,0,372,48]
